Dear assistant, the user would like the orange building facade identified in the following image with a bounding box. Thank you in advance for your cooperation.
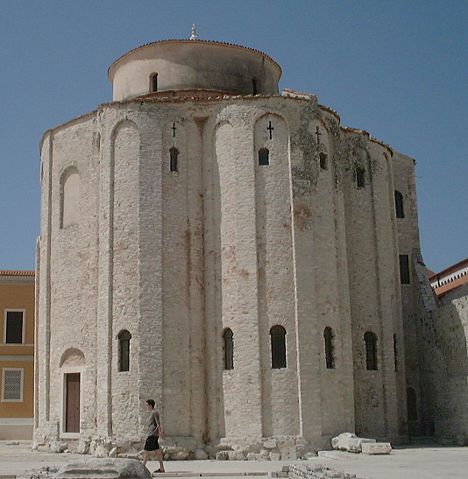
[0,270,35,439]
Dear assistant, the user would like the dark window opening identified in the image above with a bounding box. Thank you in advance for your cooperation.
[252,79,258,95]
[5,311,23,344]
[324,327,335,369]
[270,325,287,369]
[364,331,378,370]
[395,190,405,218]
[118,330,131,372]
[258,148,269,166]
[393,334,398,371]
[319,153,328,170]
[399,255,410,284]
[355,166,365,188]
[407,387,418,421]
[223,328,234,370]
[170,147,179,172]
[150,73,158,92]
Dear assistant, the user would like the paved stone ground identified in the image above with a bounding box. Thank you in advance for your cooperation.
[1,442,468,479]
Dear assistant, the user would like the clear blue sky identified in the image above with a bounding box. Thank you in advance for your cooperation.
[0,0,466,272]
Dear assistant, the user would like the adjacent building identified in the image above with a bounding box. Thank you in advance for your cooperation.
[0,270,35,439]
[429,258,468,298]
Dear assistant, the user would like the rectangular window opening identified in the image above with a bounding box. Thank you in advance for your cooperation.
[5,311,24,344]
[2,369,23,401]
[399,255,410,284]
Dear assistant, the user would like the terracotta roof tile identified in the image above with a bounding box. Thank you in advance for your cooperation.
[0,270,35,277]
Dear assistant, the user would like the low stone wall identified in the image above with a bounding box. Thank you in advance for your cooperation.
[33,435,316,461]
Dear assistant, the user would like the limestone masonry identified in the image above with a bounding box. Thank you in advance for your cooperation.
[34,37,467,459]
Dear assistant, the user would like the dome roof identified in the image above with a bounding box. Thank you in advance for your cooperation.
[108,39,282,101]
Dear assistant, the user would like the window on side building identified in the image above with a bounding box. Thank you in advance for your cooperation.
[2,368,23,401]
[5,311,24,344]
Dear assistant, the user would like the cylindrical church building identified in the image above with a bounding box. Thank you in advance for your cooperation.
[34,37,409,458]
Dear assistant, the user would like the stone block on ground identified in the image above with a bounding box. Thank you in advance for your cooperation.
[194,448,208,460]
[49,441,68,453]
[172,450,190,460]
[227,449,246,460]
[361,442,392,455]
[331,432,376,453]
[77,439,90,455]
[263,438,277,449]
[54,458,152,479]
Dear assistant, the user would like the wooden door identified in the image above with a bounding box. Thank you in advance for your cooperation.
[65,373,80,433]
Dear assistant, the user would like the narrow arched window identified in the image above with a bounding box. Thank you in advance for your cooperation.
[364,331,378,370]
[394,190,404,218]
[169,147,179,172]
[118,330,131,372]
[407,387,418,421]
[393,334,398,371]
[252,79,258,95]
[258,148,269,166]
[150,73,158,92]
[223,328,234,370]
[60,167,80,228]
[270,325,286,369]
[324,327,335,369]
[319,153,328,170]
[355,166,365,188]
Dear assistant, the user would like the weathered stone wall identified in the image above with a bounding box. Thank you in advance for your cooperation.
[392,152,425,437]
[36,92,412,456]
[433,289,468,443]
[36,116,100,446]
[342,133,404,443]
[414,285,468,444]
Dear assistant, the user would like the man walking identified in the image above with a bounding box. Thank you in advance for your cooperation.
[143,399,165,472]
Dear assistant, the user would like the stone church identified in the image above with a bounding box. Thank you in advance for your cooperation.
[34,34,436,457]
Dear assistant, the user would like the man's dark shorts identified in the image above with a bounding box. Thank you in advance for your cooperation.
[144,435,159,451]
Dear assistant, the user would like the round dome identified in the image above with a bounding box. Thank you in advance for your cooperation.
[108,39,282,101]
